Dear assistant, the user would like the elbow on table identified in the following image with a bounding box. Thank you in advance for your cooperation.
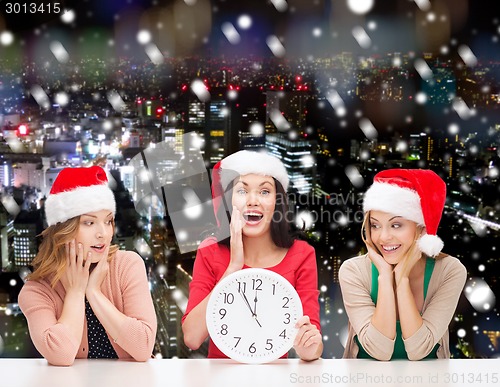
[182,327,204,351]
[406,352,427,361]
[373,353,392,361]
[183,333,203,351]
[132,351,154,362]
[46,354,76,367]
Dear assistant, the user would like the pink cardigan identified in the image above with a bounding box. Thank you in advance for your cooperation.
[19,250,157,366]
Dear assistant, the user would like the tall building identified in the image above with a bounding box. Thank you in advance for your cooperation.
[266,90,311,130]
[0,159,14,187]
[266,134,317,195]
[408,133,434,163]
[182,87,239,166]
[175,264,208,358]
[13,210,42,267]
[0,207,15,270]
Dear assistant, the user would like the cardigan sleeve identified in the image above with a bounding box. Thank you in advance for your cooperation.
[402,256,467,360]
[293,243,321,331]
[113,251,157,361]
[339,256,395,360]
[18,282,80,366]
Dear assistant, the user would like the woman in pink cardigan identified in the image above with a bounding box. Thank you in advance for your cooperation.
[18,166,157,366]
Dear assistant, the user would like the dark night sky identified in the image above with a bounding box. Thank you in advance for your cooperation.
[1,0,498,59]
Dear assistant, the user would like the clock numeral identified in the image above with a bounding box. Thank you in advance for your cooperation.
[220,324,228,335]
[223,292,234,304]
[219,308,227,319]
[249,342,257,353]
[252,278,262,291]
[237,281,246,293]
[234,337,241,347]
[279,329,287,339]
[265,339,273,350]
[283,313,291,324]
[282,296,290,308]
[272,283,276,295]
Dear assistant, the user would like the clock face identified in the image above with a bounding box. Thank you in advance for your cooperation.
[206,268,303,364]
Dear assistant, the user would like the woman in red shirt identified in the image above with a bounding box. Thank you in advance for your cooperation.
[182,150,323,361]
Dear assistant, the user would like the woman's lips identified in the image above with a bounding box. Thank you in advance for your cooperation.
[243,211,264,225]
[90,244,106,253]
[381,244,401,254]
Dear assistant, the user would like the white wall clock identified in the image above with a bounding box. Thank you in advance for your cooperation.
[206,268,303,364]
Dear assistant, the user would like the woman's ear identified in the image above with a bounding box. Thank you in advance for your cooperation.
[413,225,425,243]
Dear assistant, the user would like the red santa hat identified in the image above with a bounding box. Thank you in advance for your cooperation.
[363,169,446,257]
[45,166,116,226]
[211,150,289,225]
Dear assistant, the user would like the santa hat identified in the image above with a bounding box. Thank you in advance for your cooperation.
[363,169,446,257]
[211,150,289,225]
[45,166,116,226]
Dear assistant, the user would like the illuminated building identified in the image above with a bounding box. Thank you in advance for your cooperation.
[13,210,42,267]
[266,90,311,130]
[483,331,500,350]
[266,134,317,195]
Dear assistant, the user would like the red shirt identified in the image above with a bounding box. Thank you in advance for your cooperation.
[182,238,320,358]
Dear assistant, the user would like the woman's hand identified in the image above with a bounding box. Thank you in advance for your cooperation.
[86,247,110,297]
[226,206,245,275]
[60,240,91,295]
[293,315,323,361]
[365,240,393,278]
[394,243,422,286]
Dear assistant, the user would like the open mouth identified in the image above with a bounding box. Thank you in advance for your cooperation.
[91,244,106,253]
[243,212,264,224]
[382,245,401,253]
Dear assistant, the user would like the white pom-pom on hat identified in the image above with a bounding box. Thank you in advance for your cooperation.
[363,169,446,257]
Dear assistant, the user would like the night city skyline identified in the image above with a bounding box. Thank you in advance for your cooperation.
[0,0,499,360]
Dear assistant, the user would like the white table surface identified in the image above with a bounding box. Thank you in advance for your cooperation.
[0,358,499,387]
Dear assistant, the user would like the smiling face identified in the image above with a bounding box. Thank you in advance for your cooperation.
[231,173,277,239]
[368,210,419,265]
[75,209,114,263]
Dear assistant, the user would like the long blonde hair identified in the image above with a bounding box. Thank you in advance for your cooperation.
[27,216,119,287]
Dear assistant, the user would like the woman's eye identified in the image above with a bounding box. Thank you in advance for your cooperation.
[370,224,379,229]
[392,223,401,229]
[260,190,270,196]
[237,189,246,195]
[82,221,93,226]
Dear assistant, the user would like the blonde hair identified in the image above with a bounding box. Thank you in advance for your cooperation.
[27,216,119,287]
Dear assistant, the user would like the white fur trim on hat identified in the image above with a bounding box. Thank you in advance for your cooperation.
[45,184,116,226]
[363,182,425,225]
[220,150,289,191]
[417,234,444,257]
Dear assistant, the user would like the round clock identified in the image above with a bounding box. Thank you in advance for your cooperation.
[206,268,303,364]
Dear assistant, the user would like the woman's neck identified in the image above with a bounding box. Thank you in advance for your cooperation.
[408,256,427,283]
[242,233,286,268]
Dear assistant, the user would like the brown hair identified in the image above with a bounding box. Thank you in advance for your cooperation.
[27,216,119,287]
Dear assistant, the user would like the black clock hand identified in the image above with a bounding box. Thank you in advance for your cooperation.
[239,289,262,327]
[238,289,255,316]
[250,290,263,327]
